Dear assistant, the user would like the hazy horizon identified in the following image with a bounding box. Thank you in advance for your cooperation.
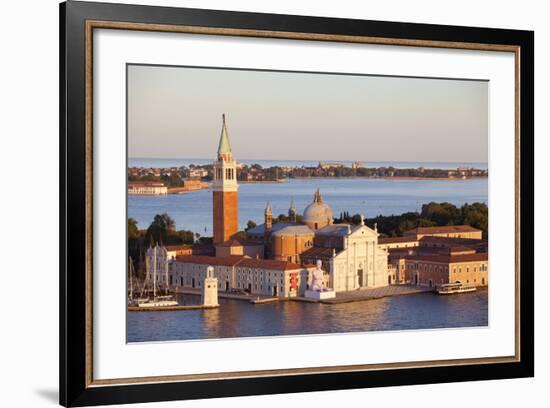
[127,156,488,165]
[128,65,488,163]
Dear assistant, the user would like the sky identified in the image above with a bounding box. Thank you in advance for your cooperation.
[127,64,488,163]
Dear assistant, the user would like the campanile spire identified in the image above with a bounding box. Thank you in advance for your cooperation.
[217,113,232,160]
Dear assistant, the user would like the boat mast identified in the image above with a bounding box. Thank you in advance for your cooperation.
[128,256,133,301]
[142,250,148,298]
[165,248,169,295]
[153,243,157,299]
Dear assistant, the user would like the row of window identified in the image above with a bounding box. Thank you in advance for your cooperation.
[409,263,487,273]
[215,167,235,180]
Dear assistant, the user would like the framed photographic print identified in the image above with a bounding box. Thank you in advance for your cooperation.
[59,1,534,406]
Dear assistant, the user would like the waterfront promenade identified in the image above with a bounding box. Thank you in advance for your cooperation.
[317,285,433,304]
[171,284,433,306]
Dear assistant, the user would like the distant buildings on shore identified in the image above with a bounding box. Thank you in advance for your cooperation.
[128,179,208,195]
[128,181,167,195]
[127,160,488,184]
[140,115,488,299]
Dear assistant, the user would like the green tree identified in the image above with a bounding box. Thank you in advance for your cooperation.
[198,237,213,245]
[246,220,257,231]
[161,173,183,187]
[128,218,139,240]
[460,202,488,238]
[351,214,363,225]
[174,230,194,245]
[146,213,176,245]
[127,217,141,267]
[421,202,460,226]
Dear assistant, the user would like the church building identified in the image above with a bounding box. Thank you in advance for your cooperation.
[247,192,389,291]
[165,114,390,298]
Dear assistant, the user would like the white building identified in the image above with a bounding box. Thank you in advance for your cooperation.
[128,182,168,195]
[330,224,389,290]
[301,221,389,291]
[169,255,314,297]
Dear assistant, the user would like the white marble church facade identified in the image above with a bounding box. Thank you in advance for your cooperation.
[328,224,389,291]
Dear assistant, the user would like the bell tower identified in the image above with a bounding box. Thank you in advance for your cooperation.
[288,199,297,223]
[212,114,239,244]
[264,202,273,230]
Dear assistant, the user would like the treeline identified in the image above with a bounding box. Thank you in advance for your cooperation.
[128,214,213,276]
[128,173,185,187]
[235,164,487,181]
[335,202,488,239]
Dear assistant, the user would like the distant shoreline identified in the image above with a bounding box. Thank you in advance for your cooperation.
[156,176,486,192]
[128,158,489,171]
[289,176,486,181]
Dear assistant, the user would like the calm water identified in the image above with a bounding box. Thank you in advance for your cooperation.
[127,291,488,342]
[129,157,488,170]
[128,177,488,233]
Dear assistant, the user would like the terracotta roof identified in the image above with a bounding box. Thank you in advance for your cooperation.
[419,236,487,245]
[238,258,303,271]
[405,225,481,235]
[174,255,244,266]
[405,252,488,263]
[216,239,264,247]
[173,255,304,271]
[379,236,419,244]
[301,247,338,258]
[447,246,476,254]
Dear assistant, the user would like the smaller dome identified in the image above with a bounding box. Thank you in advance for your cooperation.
[302,189,333,230]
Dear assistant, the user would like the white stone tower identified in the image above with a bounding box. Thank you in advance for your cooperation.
[201,266,219,307]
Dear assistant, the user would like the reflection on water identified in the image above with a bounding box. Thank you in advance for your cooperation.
[127,291,488,343]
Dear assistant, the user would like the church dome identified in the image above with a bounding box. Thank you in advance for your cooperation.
[302,189,333,230]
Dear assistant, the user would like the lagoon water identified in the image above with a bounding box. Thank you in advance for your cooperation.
[127,290,488,342]
[127,160,489,342]
[128,176,488,234]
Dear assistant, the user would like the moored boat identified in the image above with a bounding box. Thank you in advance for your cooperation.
[128,243,179,309]
[137,298,179,308]
[437,282,477,295]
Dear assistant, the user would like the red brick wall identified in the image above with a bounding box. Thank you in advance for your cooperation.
[213,191,238,244]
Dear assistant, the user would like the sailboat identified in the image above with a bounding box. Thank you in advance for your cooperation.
[136,243,178,308]
[127,256,148,307]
